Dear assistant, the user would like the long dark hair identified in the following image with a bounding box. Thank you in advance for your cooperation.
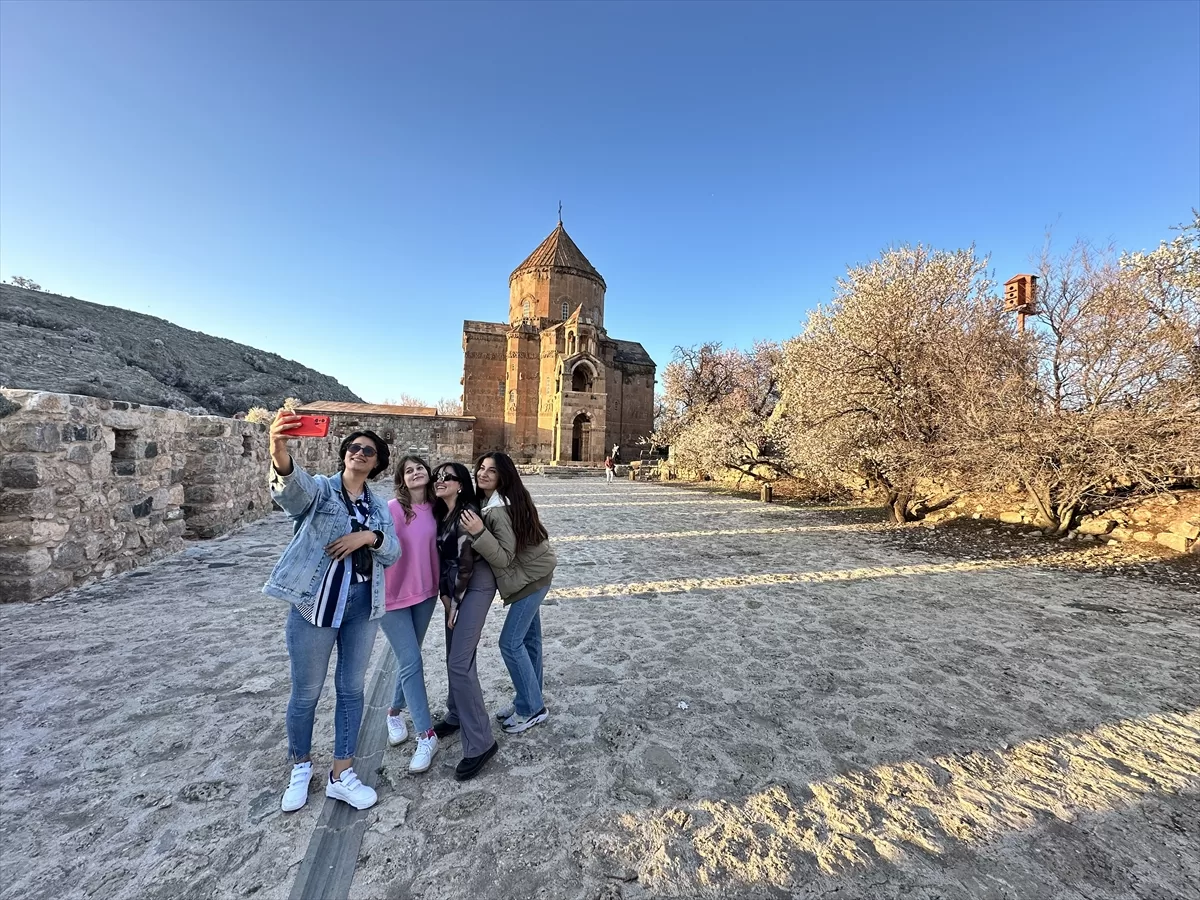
[475,451,548,552]
[431,461,479,522]
[338,430,390,480]
[393,454,434,523]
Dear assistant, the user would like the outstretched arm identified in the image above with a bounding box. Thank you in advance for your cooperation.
[267,410,325,517]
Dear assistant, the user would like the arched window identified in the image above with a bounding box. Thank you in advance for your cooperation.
[571,366,593,392]
[522,299,531,318]
[561,300,569,320]
[567,332,576,355]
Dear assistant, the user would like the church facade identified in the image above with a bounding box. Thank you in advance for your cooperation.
[461,222,655,463]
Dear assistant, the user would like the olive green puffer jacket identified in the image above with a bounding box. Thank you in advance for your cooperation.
[470,494,557,604]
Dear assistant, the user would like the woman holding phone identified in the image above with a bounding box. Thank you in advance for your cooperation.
[379,455,441,774]
[430,461,507,781]
[263,411,400,813]
[460,452,556,735]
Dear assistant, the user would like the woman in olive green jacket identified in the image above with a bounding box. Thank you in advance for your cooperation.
[459,452,556,735]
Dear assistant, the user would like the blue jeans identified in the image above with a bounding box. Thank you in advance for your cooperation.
[378,597,437,735]
[285,582,379,761]
[498,584,549,716]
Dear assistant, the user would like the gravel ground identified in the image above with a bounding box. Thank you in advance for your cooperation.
[1,478,1197,900]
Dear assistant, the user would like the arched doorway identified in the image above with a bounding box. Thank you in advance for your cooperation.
[571,412,591,462]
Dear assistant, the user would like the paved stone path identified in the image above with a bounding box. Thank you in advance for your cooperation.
[1,479,1198,900]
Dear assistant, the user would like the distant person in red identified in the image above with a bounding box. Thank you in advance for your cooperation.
[604,455,615,483]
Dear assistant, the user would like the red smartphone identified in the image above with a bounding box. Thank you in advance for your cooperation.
[289,414,331,438]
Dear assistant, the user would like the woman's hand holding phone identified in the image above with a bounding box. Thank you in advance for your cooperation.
[269,410,301,474]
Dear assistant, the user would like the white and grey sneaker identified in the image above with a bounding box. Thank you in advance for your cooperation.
[281,761,313,812]
[408,733,439,774]
[387,714,409,745]
[501,707,549,735]
[494,703,516,723]
[325,768,377,810]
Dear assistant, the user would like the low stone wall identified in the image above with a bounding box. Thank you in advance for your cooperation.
[183,417,273,539]
[291,408,476,471]
[0,391,482,602]
[1,390,193,601]
[0,389,274,601]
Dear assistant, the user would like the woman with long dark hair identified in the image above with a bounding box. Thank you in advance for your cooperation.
[263,412,400,813]
[378,455,440,774]
[430,461,507,781]
[460,451,556,735]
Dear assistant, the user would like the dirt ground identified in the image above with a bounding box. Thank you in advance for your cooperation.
[1,479,1197,900]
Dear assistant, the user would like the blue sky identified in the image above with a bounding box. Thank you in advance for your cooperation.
[2,0,1197,405]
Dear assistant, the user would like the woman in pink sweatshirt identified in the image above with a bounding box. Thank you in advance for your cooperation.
[379,454,441,774]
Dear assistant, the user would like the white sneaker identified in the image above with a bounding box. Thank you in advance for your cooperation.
[281,761,313,812]
[494,703,516,723]
[325,768,377,810]
[408,733,439,774]
[387,714,409,745]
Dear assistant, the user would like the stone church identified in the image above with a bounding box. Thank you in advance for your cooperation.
[462,221,655,463]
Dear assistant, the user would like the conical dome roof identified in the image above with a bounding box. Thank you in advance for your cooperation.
[510,223,606,289]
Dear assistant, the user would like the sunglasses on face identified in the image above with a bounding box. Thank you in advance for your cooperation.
[435,472,460,483]
[346,444,378,458]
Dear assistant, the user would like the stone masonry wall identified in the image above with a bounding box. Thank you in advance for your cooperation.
[461,323,506,454]
[1,390,192,601]
[0,389,274,602]
[290,409,476,474]
[0,391,480,603]
[183,417,273,539]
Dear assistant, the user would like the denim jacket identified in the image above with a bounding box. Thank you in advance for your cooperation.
[262,458,401,621]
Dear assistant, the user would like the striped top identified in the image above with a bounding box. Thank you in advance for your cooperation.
[307,491,371,628]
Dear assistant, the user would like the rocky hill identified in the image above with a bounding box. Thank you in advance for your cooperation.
[0,284,362,415]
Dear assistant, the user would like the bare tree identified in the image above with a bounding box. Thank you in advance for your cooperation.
[984,238,1200,533]
[6,276,42,291]
[1120,210,1200,384]
[653,341,786,481]
[436,396,464,416]
[381,392,429,408]
[778,245,1022,522]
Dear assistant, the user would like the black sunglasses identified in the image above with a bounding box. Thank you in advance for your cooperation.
[346,443,378,458]
[435,472,460,483]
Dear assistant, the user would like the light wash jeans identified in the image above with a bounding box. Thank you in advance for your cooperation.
[378,596,437,735]
[498,584,550,717]
[285,582,379,761]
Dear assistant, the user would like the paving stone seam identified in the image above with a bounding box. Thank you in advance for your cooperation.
[288,649,398,900]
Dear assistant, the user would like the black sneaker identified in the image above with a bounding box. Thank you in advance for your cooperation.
[433,719,460,739]
[454,741,498,781]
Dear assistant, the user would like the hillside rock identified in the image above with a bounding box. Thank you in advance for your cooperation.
[0,285,362,415]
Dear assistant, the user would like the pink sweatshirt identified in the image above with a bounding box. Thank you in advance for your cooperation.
[384,500,439,611]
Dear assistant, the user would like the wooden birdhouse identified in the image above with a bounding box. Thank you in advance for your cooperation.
[1004,274,1038,331]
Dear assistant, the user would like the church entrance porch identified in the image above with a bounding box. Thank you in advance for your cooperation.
[571,412,592,462]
